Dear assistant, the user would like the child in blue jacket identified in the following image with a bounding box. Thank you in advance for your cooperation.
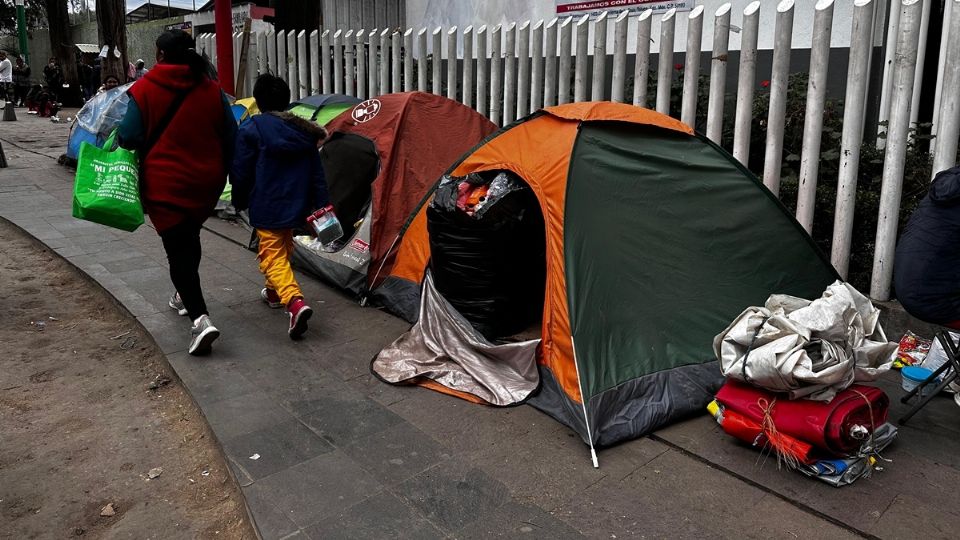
[231,74,329,338]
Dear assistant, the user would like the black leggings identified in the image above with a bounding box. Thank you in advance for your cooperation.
[159,220,208,321]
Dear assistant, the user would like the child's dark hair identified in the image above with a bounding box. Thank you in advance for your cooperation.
[156,30,207,79]
[253,74,291,112]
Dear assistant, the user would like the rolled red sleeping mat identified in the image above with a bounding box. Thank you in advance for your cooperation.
[719,407,818,465]
[715,379,889,456]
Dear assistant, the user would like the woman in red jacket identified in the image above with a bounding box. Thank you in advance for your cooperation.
[119,30,236,356]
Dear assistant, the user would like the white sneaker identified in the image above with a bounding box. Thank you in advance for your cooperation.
[168,292,188,316]
[188,315,220,356]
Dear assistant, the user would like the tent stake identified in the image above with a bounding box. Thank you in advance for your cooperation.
[571,335,599,468]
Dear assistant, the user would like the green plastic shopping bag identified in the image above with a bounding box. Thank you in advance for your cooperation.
[72,131,145,232]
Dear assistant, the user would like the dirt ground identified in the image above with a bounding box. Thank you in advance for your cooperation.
[0,218,255,540]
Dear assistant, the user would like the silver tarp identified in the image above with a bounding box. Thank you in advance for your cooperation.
[371,271,540,406]
[714,281,896,401]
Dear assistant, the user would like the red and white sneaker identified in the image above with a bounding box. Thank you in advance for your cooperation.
[287,297,313,339]
[260,287,283,309]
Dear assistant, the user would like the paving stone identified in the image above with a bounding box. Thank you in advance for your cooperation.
[100,256,160,274]
[223,418,335,480]
[553,449,856,539]
[453,501,583,539]
[298,392,405,447]
[167,352,261,407]
[256,451,384,528]
[393,459,511,533]
[138,313,191,355]
[201,391,295,440]
[343,423,451,486]
[243,484,302,540]
[302,491,445,540]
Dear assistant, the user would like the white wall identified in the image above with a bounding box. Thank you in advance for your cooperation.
[405,0,882,56]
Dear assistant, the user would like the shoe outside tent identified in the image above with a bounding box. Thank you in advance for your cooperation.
[372,102,840,461]
[290,92,497,321]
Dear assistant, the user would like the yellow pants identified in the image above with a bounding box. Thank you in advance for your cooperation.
[256,229,303,306]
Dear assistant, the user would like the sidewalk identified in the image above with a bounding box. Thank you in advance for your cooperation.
[2,115,957,539]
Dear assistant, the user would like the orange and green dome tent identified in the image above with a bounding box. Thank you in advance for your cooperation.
[373,102,839,460]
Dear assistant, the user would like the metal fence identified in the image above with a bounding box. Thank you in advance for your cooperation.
[199,0,960,302]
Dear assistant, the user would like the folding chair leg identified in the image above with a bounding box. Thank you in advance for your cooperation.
[900,359,954,403]
[899,371,958,424]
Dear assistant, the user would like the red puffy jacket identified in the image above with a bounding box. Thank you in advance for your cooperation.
[125,63,233,232]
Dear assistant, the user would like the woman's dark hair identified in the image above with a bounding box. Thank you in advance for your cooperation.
[253,74,291,112]
[156,30,207,79]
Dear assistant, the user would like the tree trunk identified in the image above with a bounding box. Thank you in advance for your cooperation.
[97,0,128,85]
[44,0,80,105]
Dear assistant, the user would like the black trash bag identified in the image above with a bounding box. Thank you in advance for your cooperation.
[428,170,546,340]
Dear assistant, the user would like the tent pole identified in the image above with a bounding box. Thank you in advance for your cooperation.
[570,336,599,468]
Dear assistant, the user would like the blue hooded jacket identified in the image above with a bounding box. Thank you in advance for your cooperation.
[231,111,330,229]
[894,165,960,324]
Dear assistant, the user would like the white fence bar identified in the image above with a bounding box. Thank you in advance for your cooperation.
[656,9,677,115]
[404,29,414,92]
[762,1,796,196]
[909,0,932,129]
[932,0,953,140]
[871,0,923,301]
[447,26,459,100]
[432,27,442,95]
[877,1,901,147]
[288,31,298,94]
[706,4,732,144]
[795,0,836,233]
[574,15,589,103]
[245,31,257,95]
[491,24,503,123]
[331,30,341,94]
[355,29,367,99]
[477,26,488,113]
[558,17,573,105]
[276,30,286,81]
[368,29,379,97]
[544,19,558,107]
[504,22,517,124]
[531,21,544,110]
[463,26,474,107]
[297,31,308,97]
[266,31,276,76]
[256,31,267,75]
[832,0,879,279]
[417,28,428,92]
[633,10,653,107]
[518,21,531,117]
[681,6,705,126]
[234,32,242,82]
[733,2,761,164]
[611,11,628,103]
[380,29,391,94]
[344,30,355,96]
[932,0,960,176]
[591,12,608,101]
[311,30,322,95]
[321,30,332,94]
[392,31,402,93]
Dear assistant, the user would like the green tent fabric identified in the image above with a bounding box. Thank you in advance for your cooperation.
[287,94,361,126]
[564,123,839,404]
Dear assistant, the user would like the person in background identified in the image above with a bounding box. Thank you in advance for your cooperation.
[43,57,63,101]
[13,56,30,106]
[97,75,120,94]
[135,59,149,80]
[0,51,13,103]
[231,74,329,339]
[118,30,237,356]
[77,59,93,101]
[91,57,102,95]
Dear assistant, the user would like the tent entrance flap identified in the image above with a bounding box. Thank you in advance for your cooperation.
[427,170,546,341]
[320,133,379,243]
[372,271,541,406]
